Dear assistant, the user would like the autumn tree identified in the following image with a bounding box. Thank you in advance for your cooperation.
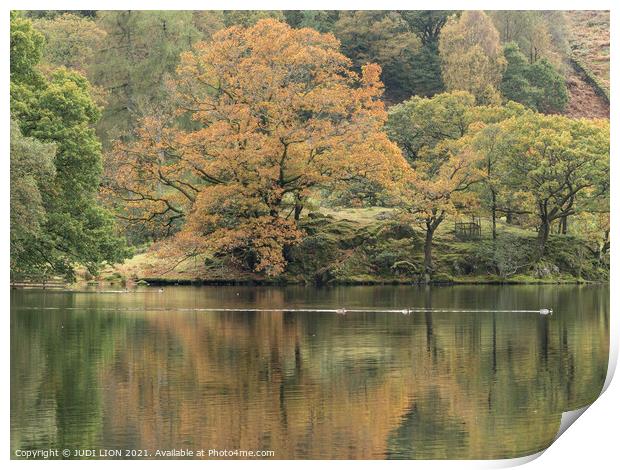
[496,113,609,256]
[489,11,567,66]
[439,11,506,104]
[107,19,406,276]
[387,92,482,278]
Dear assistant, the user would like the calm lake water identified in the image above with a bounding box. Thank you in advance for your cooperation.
[11,285,609,459]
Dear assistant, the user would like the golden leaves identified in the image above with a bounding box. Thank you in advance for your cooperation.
[107,19,403,276]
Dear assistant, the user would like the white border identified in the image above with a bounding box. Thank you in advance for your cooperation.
[3,1,617,468]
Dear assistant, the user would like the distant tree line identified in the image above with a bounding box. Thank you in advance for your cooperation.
[10,11,608,281]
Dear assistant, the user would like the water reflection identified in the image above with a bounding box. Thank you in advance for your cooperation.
[11,285,609,459]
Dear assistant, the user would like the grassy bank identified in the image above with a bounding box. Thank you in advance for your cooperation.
[96,208,608,287]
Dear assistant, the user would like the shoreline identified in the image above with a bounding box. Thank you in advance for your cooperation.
[10,277,605,290]
[133,277,600,286]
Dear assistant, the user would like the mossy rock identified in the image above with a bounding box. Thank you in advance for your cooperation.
[431,272,454,283]
[390,260,421,275]
[285,234,340,279]
[375,223,417,241]
[299,217,335,234]
[375,211,393,221]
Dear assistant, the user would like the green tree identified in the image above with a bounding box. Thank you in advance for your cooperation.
[499,43,535,108]
[496,113,609,255]
[500,43,567,113]
[284,10,341,31]
[387,92,482,278]
[466,102,527,239]
[10,12,45,85]
[399,11,452,97]
[192,11,225,38]
[387,91,476,162]
[222,10,284,27]
[33,13,106,74]
[10,14,127,279]
[525,58,568,113]
[333,11,421,102]
[10,120,56,274]
[439,11,506,104]
[400,11,452,46]
[405,44,445,98]
[91,11,204,142]
[285,11,450,99]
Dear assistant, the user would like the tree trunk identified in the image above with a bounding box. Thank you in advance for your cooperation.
[491,190,497,240]
[537,217,550,257]
[600,230,610,262]
[424,224,435,282]
[560,215,568,235]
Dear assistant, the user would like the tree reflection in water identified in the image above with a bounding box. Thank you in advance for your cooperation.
[11,285,609,459]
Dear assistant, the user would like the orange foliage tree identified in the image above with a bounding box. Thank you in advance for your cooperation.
[106,19,405,276]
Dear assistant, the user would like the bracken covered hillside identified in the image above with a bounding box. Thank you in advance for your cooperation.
[564,10,610,119]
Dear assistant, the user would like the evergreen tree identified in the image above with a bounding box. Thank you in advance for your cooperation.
[526,58,569,113]
[500,43,568,113]
[399,11,451,97]
[499,43,537,108]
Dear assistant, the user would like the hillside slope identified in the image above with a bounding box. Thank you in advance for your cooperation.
[564,10,610,119]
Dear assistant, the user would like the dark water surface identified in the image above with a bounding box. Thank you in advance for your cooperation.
[11,285,609,459]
